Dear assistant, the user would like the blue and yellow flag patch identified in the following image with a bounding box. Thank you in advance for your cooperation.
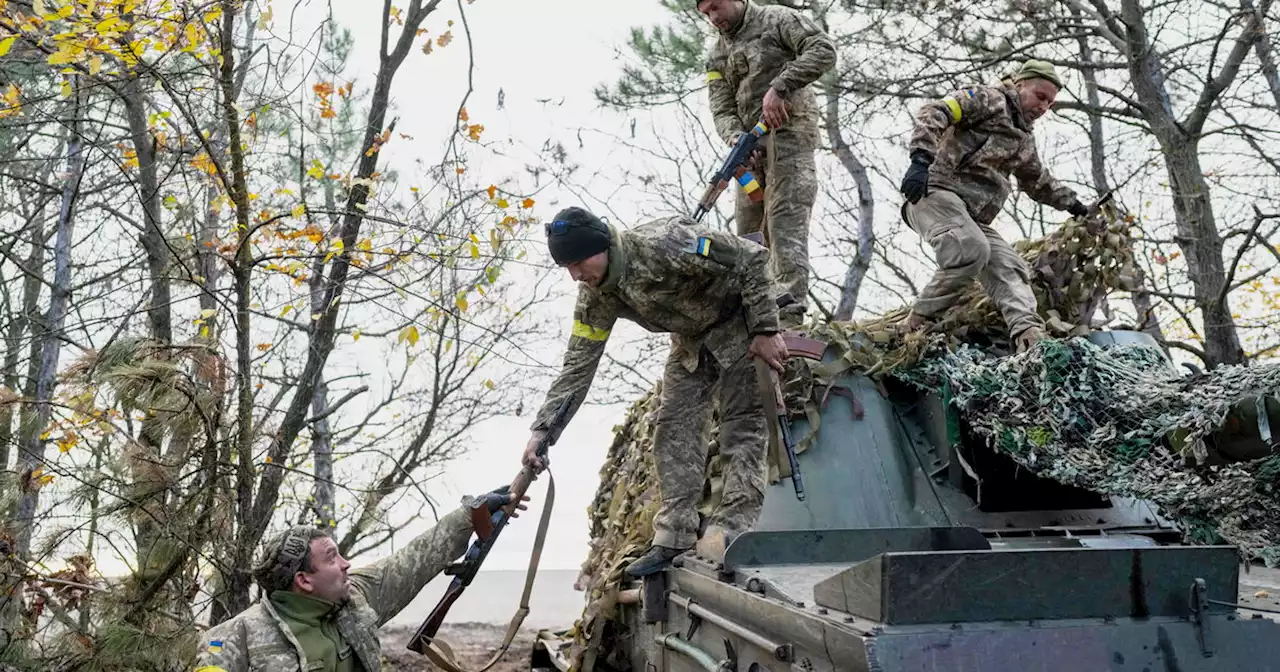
[207,639,224,654]
[685,236,713,257]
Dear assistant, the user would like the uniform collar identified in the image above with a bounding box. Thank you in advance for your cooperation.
[270,589,342,626]
[1000,83,1032,131]
[596,224,626,294]
[727,0,758,38]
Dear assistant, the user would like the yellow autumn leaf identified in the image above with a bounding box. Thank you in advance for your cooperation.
[291,203,306,217]
[352,329,361,342]
[33,0,46,16]
[469,243,479,259]
[484,379,496,390]
[89,54,102,76]
[456,293,469,312]
[48,47,77,66]
[495,198,509,209]
[398,325,420,347]
[281,305,293,317]
[0,36,17,58]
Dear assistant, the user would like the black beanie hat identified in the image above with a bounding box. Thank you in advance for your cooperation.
[545,206,612,266]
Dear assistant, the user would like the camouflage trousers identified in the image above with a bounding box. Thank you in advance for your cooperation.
[735,127,817,329]
[904,188,1043,338]
[652,346,767,549]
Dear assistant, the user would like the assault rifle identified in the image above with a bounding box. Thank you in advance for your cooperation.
[693,119,770,223]
[753,293,828,501]
[406,393,576,662]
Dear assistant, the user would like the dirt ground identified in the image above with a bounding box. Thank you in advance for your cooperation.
[380,623,543,672]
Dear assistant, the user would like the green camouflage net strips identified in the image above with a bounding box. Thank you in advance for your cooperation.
[895,337,1280,565]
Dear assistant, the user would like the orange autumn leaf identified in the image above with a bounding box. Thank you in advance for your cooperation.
[437,31,453,47]
[486,185,497,199]
[459,107,469,122]
[521,197,535,209]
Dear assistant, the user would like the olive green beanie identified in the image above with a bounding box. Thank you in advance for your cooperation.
[1012,59,1063,89]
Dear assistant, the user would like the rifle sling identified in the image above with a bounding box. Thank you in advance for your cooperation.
[421,469,556,672]
[753,357,791,479]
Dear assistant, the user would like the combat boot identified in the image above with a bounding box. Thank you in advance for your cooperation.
[625,545,688,578]
[1014,326,1047,353]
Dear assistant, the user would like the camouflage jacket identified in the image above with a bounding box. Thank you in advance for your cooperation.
[908,83,1081,225]
[192,507,473,672]
[530,216,780,438]
[705,0,836,144]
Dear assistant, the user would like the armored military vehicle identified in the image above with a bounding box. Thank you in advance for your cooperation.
[531,330,1280,671]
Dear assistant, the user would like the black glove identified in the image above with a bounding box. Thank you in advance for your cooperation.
[900,150,933,204]
[1067,200,1088,218]
[471,485,513,514]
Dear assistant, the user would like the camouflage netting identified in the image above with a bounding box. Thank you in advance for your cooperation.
[548,205,1279,669]
[895,337,1280,563]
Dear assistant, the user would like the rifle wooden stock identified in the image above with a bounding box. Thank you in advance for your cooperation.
[782,333,827,361]
[406,394,576,665]
[407,584,464,654]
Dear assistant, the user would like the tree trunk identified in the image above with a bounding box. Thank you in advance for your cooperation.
[309,378,336,530]
[817,45,873,320]
[0,221,44,471]
[1118,0,1248,367]
[1072,6,1166,345]
[4,83,85,641]
[1242,0,1280,113]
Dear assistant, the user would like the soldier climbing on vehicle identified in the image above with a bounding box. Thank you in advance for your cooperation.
[522,206,789,577]
[898,59,1094,352]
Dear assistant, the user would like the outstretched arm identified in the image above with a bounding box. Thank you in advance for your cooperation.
[528,288,620,444]
[348,507,474,627]
[1014,143,1085,213]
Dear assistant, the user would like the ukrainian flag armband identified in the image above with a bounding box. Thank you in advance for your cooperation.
[941,88,978,124]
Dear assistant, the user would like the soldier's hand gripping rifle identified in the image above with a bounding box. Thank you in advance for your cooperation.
[406,393,578,667]
[693,119,770,223]
[752,294,828,501]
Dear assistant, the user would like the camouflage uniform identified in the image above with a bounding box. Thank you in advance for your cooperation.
[705,0,835,328]
[905,83,1083,338]
[531,216,780,549]
[192,507,473,672]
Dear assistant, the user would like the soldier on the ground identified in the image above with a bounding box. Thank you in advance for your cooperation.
[191,486,526,672]
[522,206,789,577]
[698,0,836,329]
[898,59,1092,352]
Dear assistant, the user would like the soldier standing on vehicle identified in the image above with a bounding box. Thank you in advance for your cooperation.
[522,206,789,577]
[699,0,836,329]
[191,486,526,672]
[898,59,1092,352]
